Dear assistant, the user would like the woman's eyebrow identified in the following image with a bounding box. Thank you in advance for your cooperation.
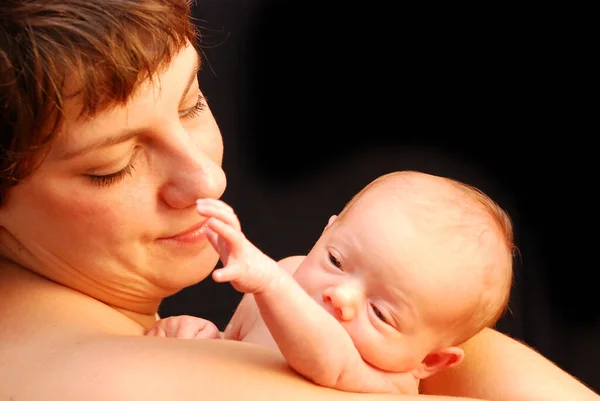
[58,52,202,161]
[58,130,142,160]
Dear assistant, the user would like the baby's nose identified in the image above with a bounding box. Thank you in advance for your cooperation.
[322,285,361,321]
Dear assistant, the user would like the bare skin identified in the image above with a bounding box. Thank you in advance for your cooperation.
[0,257,472,401]
[151,188,484,394]
[148,177,600,401]
[0,23,597,401]
[1,252,598,401]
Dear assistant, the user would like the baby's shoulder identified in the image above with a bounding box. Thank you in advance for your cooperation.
[277,255,305,275]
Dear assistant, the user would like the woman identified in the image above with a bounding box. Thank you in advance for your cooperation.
[0,1,596,400]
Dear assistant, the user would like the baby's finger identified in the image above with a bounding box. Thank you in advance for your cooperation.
[212,263,242,283]
[206,218,245,257]
[196,199,241,231]
[174,318,207,340]
[148,326,167,337]
[205,227,220,252]
[196,198,235,213]
[193,323,221,340]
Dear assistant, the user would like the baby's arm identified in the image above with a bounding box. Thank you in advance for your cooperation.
[197,199,402,394]
[223,292,260,342]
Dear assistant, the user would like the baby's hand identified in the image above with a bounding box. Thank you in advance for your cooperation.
[196,198,285,294]
[145,315,221,340]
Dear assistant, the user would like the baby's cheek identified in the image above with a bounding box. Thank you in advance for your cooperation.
[346,317,393,367]
[351,326,378,354]
[341,316,369,344]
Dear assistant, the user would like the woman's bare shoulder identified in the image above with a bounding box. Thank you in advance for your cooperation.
[3,331,487,401]
[6,334,444,401]
[421,328,600,401]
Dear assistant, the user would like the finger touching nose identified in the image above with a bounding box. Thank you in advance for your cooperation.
[161,147,227,209]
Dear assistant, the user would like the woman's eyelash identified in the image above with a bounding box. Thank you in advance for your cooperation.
[87,94,204,188]
[179,94,206,118]
[87,149,140,187]
[86,93,204,188]
[88,162,136,187]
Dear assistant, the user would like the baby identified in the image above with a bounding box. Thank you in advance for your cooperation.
[147,171,514,394]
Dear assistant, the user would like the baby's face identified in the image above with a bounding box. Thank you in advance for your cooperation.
[293,184,477,374]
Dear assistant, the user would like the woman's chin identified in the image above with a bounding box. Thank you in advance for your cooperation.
[163,249,220,291]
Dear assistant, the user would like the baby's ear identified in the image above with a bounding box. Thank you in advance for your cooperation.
[412,346,464,380]
[325,215,337,230]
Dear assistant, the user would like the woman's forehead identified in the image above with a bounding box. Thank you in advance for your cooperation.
[48,45,200,160]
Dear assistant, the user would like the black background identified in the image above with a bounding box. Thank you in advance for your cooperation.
[160,1,598,393]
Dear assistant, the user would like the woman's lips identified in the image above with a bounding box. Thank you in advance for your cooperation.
[157,222,209,245]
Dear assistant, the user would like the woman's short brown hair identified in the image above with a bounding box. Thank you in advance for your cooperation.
[0,0,198,206]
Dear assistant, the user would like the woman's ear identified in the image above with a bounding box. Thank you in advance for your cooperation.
[412,346,465,380]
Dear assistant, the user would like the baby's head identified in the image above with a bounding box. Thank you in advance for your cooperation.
[294,170,514,379]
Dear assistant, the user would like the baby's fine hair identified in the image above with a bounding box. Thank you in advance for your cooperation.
[338,170,515,342]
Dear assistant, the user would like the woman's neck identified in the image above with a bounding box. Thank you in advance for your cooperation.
[0,258,158,333]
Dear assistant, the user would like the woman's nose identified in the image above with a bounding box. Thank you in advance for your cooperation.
[160,132,227,209]
[322,284,362,321]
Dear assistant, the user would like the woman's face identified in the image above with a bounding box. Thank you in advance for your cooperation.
[0,44,226,313]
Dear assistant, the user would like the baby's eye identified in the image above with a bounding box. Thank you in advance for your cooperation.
[372,305,388,324]
[328,252,342,269]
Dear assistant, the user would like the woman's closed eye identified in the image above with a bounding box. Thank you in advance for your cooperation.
[179,93,206,119]
[86,148,141,187]
[88,162,136,187]
[85,94,205,188]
